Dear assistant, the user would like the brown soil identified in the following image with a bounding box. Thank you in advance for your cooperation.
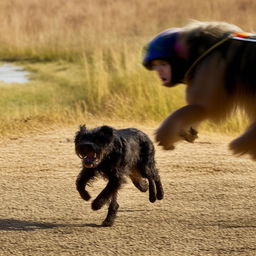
[1,124,256,256]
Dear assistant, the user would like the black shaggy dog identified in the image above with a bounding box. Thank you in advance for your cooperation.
[74,125,164,227]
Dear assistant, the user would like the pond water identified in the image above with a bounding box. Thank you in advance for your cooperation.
[0,64,30,84]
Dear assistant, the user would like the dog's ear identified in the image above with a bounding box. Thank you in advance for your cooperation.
[79,124,87,132]
[74,125,87,144]
[99,126,113,137]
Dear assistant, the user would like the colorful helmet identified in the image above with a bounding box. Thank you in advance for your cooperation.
[142,28,181,70]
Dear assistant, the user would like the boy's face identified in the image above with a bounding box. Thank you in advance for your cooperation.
[151,60,172,87]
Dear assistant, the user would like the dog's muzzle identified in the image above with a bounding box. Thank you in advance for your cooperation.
[75,143,100,168]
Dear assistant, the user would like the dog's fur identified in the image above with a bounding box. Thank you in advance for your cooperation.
[155,21,256,160]
[75,125,164,226]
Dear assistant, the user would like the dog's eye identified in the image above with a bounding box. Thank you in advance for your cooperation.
[93,136,110,145]
[94,137,104,144]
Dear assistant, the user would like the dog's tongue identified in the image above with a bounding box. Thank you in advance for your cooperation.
[86,152,95,159]
[84,152,96,164]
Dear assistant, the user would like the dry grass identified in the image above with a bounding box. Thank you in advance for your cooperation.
[1,0,256,60]
[0,0,255,135]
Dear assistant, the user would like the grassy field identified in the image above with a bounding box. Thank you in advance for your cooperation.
[0,0,254,136]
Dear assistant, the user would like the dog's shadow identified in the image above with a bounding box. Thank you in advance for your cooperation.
[0,218,111,231]
[0,218,60,231]
[0,209,147,231]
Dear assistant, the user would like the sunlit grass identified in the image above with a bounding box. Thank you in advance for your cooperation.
[0,0,254,136]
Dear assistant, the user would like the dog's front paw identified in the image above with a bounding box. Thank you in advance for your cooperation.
[179,127,198,143]
[79,190,91,201]
[229,137,248,156]
[155,128,176,150]
[91,198,106,211]
[229,136,256,160]
[155,121,186,150]
[229,122,256,160]
[102,218,115,227]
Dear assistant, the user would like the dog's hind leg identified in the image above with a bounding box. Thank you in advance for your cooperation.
[148,178,157,202]
[138,141,164,202]
[229,122,256,160]
[148,174,164,202]
[154,175,164,200]
[102,192,119,227]
[129,171,148,192]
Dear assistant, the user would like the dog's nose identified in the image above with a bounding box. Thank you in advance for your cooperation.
[76,143,95,153]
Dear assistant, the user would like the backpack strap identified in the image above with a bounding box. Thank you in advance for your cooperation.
[231,32,256,42]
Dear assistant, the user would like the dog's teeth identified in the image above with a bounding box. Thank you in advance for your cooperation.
[83,156,88,159]
[94,153,96,158]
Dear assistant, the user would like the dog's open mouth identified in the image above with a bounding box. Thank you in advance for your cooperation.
[77,151,100,168]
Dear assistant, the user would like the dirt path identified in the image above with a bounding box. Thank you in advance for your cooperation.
[1,124,256,256]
